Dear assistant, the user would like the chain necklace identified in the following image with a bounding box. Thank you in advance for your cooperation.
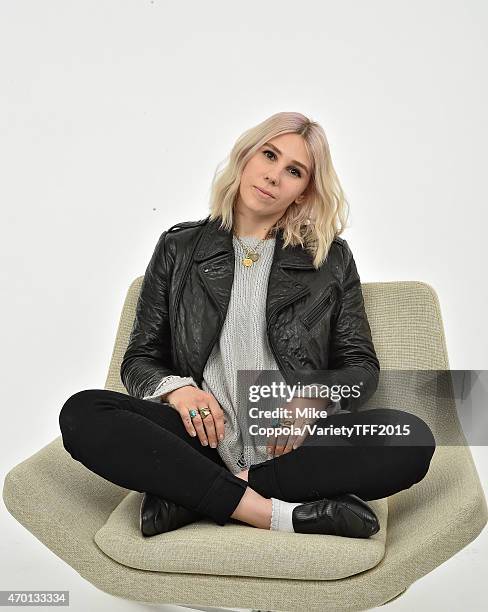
[233,228,274,267]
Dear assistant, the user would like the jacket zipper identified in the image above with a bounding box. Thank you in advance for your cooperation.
[302,292,333,330]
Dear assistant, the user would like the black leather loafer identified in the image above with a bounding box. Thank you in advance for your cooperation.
[292,493,380,538]
[140,492,203,537]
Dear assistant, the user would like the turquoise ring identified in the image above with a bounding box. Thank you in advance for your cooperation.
[189,409,198,419]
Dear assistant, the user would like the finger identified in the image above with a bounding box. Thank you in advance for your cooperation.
[292,433,307,449]
[274,416,296,456]
[286,418,307,451]
[189,412,209,446]
[292,419,312,449]
[283,432,297,454]
[179,408,198,438]
[267,432,277,458]
[201,413,218,448]
[206,395,225,442]
[273,432,290,458]
[273,434,288,457]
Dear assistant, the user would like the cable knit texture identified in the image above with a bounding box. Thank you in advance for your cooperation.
[143,235,340,474]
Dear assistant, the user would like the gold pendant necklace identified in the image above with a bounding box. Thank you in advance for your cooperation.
[243,252,260,266]
[234,230,272,267]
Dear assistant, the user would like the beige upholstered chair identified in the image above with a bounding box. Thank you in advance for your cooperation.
[3,279,487,611]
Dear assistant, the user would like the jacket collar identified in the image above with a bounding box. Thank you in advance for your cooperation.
[194,215,316,270]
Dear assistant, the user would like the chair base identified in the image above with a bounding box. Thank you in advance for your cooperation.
[181,588,409,611]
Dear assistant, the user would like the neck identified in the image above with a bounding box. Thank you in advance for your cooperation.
[232,210,282,240]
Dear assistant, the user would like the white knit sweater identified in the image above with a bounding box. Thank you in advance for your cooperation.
[143,234,340,474]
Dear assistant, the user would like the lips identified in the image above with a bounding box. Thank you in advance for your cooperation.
[254,185,275,198]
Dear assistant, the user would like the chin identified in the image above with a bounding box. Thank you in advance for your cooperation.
[244,203,266,215]
[241,194,267,212]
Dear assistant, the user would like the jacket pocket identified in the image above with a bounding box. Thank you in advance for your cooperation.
[301,290,334,331]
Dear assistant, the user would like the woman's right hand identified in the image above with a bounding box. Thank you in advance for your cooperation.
[162,386,226,448]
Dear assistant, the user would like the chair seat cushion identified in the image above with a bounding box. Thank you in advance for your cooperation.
[94,491,388,580]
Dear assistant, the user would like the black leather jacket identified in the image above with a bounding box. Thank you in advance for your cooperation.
[120,215,380,412]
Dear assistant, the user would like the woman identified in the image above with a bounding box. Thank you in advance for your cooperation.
[59,111,436,538]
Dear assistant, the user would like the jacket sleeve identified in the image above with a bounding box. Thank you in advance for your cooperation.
[120,231,196,399]
[286,240,380,413]
[142,374,198,403]
[324,240,380,412]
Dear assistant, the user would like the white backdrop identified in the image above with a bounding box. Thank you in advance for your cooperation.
[1,1,486,610]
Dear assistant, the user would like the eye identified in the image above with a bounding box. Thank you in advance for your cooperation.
[262,149,302,177]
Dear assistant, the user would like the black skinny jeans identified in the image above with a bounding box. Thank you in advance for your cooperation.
[59,389,436,526]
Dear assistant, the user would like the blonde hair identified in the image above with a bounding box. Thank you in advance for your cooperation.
[207,111,350,269]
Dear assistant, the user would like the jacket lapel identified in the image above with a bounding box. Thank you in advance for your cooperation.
[193,216,317,325]
[193,218,235,322]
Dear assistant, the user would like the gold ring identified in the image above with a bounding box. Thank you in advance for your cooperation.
[198,407,211,419]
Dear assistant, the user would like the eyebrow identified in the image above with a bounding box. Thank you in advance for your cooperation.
[262,142,310,175]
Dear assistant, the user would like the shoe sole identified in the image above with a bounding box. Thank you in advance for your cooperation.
[139,492,146,535]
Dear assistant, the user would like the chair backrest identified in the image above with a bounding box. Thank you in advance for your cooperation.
[105,276,143,396]
[105,278,464,446]
[361,281,463,445]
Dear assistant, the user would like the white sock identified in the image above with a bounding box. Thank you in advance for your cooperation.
[270,497,305,532]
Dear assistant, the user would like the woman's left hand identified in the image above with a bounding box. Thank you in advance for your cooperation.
[266,396,331,458]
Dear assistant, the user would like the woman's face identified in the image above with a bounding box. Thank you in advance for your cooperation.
[236,132,312,220]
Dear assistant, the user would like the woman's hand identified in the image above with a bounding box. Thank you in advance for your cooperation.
[266,397,332,458]
[162,386,226,448]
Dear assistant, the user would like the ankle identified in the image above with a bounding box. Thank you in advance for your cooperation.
[235,468,249,482]
[231,489,272,529]
[260,497,273,530]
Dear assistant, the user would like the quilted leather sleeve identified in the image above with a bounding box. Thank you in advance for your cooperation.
[325,240,380,412]
[120,231,181,399]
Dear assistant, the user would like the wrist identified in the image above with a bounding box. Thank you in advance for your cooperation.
[161,390,174,403]
[160,385,194,404]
